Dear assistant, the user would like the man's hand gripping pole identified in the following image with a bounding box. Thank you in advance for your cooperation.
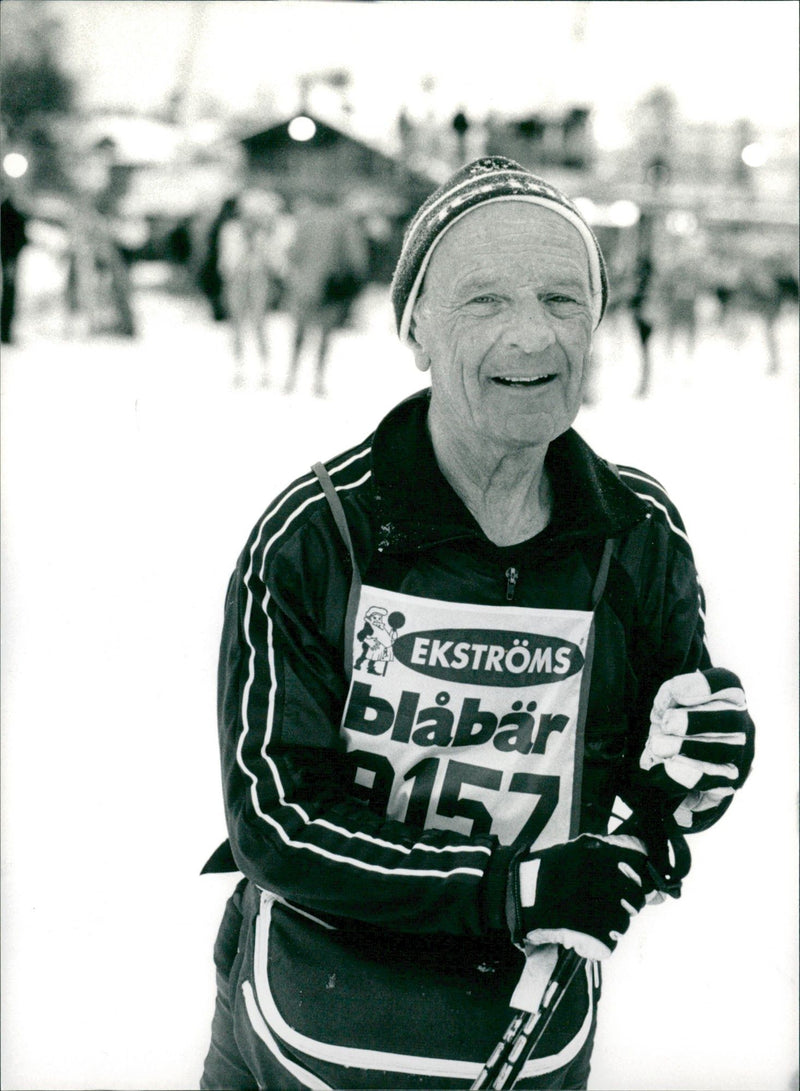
[471,784,690,1091]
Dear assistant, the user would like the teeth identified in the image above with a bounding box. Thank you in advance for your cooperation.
[493,375,554,385]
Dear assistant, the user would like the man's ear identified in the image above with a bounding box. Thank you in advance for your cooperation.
[411,340,431,373]
[408,306,431,372]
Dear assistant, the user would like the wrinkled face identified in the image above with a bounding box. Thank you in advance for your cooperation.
[411,202,594,453]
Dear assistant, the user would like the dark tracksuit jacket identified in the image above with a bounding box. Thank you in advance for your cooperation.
[208,388,720,1089]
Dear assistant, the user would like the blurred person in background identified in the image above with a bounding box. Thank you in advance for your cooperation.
[623,211,659,399]
[705,240,793,375]
[217,188,292,389]
[660,247,702,363]
[198,195,240,323]
[64,200,104,337]
[282,193,369,398]
[1,183,29,345]
[707,243,745,343]
[199,157,754,1091]
[737,255,789,376]
[63,197,136,339]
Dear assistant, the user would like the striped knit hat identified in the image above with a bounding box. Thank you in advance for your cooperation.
[391,156,608,343]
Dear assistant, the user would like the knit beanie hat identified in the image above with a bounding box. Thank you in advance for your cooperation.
[391,156,608,343]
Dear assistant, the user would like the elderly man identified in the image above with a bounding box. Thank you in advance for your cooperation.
[200,158,754,1091]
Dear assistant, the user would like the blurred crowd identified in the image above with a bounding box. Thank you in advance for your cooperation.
[589,209,797,397]
[3,175,797,400]
[194,186,369,395]
[3,177,376,398]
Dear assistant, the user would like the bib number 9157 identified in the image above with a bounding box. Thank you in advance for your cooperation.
[350,750,559,847]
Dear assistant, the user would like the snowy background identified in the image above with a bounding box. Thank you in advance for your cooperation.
[1,249,797,1090]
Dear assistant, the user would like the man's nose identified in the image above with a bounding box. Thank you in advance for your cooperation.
[503,299,556,353]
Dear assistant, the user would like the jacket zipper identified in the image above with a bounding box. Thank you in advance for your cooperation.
[505,566,519,602]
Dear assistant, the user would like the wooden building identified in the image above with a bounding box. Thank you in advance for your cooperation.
[239,113,437,280]
[240,113,433,203]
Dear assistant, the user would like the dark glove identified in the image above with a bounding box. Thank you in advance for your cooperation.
[511,834,654,960]
[640,668,755,828]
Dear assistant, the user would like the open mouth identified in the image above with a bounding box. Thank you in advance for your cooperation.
[491,374,557,388]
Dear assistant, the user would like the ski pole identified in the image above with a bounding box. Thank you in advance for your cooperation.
[473,796,691,1091]
[470,946,585,1090]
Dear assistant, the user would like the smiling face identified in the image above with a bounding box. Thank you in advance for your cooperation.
[411,201,594,457]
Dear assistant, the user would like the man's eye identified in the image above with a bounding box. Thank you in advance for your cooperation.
[547,294,579,305]
[467,294,499,305]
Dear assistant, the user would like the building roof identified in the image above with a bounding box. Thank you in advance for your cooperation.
[238,112,436,188]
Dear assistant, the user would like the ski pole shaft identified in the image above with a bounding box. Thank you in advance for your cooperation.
[470,948,585,1090]
[470,1010,528,1090]
[474,806,691,1090]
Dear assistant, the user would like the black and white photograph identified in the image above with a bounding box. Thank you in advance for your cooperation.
[1,2,797,1089]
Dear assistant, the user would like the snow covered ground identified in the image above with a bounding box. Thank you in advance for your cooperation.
[2,252,798,1090]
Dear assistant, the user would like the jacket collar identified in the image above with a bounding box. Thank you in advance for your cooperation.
[370,388,649,554]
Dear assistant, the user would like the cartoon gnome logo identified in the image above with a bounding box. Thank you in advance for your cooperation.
[354,606,406,676]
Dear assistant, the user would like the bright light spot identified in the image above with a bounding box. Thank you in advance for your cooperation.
[608,200,640,228]
[574,197,599,223]
[592,112,630,151]
[665,210,699,237]
[3,152,29,179]
[288,116,316,142]
[741,142,768,167]
[575,197,639,229]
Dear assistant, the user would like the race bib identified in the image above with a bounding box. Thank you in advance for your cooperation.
[341,587,594,850]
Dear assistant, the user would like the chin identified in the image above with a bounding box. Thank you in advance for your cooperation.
[496,410,571,449]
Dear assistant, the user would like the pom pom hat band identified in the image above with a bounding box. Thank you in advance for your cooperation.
[391,156,608,344]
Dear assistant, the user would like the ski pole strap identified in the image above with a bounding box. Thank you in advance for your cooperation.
[471,948,586,1090]
[618,779,692,898]
[640,815,691,898]
[590,537,616,609]
[311,461,363,680]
